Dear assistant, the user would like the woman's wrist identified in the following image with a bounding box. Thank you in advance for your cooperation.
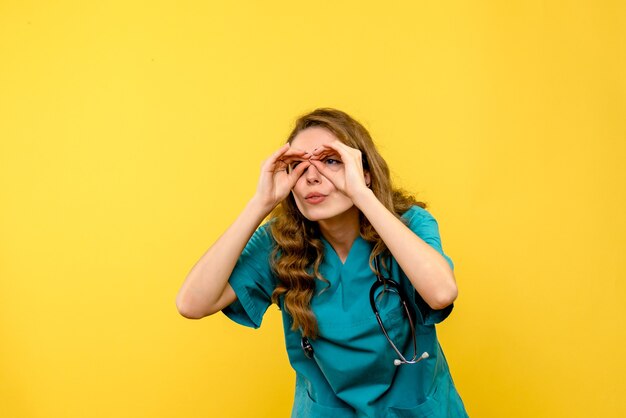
[351,187,377,210]
[248,194,277,218]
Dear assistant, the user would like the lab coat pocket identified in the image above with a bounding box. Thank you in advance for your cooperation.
[387,380,440,418]
[294,389,355,418]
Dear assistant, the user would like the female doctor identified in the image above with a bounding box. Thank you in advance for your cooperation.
[176,108,468,417]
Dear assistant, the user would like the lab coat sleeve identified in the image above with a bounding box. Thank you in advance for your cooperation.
[405,206,455,325]
[222,223,277,329]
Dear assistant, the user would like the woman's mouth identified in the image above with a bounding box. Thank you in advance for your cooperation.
[305,193,326,204]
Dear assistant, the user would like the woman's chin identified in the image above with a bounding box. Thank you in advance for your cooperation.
[298,204,358,224]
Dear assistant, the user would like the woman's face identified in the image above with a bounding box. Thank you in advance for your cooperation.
[289,127,366,223]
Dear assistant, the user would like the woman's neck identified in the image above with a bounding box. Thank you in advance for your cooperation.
[318,206,361,263]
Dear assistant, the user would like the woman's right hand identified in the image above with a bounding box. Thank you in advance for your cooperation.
[254,143,311,211]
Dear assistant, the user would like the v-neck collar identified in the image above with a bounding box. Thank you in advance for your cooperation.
[321,234,368,270]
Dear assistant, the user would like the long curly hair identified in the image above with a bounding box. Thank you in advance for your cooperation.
[269,108,425,338]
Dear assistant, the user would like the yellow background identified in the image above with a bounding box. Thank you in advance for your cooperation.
[1,1,625,417]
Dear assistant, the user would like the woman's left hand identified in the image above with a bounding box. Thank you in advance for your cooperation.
[309,140,371,202]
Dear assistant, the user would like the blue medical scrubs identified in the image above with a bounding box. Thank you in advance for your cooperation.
[223,206,468,417]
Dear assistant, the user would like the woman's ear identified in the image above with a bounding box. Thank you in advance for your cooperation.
[364,171,371,187]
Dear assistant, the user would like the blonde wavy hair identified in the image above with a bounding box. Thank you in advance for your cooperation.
[269,108,425,338]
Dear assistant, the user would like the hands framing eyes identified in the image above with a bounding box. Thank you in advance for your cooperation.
[254,141,371,211]
[254,144,311,210]
[306,140,370,201]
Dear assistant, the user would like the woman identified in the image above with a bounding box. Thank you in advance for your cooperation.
[176,108,468,417]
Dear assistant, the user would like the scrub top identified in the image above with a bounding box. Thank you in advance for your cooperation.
[223,206,468,418]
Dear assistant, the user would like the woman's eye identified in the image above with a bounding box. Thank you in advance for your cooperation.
[323,157,343,171]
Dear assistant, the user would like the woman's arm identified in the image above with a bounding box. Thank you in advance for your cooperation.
[175,198,273,319]
[354,191,458,310]
[309,141,457,310]
[176,145,311,319]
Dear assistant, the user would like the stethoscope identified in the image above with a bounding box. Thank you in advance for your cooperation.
[301,255,429,366]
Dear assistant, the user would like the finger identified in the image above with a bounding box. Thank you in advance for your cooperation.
[287,160,311,183]
[276,148,311,167]
[309,159,338,185]
[310,141,349,154]
[282,147,310,158]
[281,155,310,166]
[310,145,333,157]
[309,150,338,161]
[269,144,310,163]
[308,147,345,165]
[271,143,291,159]
[263,145,309,173]
[275,158,289,172]
[315,140,356,161]
[262,144,291,171]
[325,142,366,174]
[310,143,357,166]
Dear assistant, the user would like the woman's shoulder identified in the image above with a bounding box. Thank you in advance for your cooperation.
[400,205,433,222]
[244,221,276,251]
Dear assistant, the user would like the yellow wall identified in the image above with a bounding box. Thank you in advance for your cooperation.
[1,1,625,417]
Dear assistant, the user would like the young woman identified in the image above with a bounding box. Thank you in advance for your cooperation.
[176,108,468,417]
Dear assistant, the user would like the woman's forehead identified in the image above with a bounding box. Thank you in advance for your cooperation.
[290,127,339,152]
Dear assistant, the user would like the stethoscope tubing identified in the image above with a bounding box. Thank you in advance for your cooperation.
[300,254,428,366]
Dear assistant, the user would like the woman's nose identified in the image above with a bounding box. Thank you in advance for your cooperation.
[305,163,322,184]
